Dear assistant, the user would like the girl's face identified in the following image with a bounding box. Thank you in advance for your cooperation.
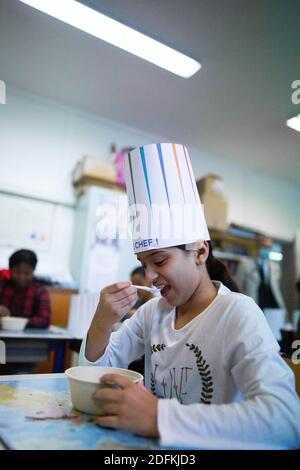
[137,246,207,307]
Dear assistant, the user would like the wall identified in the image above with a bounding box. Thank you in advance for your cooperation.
[0,86,299,279]
[190,149,300,241]
[0,86,164,280]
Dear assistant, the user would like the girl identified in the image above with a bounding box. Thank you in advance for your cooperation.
[79,240,300,449]
[79,142,299,449]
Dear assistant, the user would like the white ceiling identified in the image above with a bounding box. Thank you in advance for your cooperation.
[0,0,299,184]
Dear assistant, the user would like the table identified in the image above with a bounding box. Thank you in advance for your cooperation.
[0,326,75,372]
[0,374,160,450]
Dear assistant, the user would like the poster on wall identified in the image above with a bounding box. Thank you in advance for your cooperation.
[86,240,120,293]
[85,188,123,293]
[0,194,54,251]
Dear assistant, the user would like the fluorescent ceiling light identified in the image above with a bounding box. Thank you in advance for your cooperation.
[19,0,201,78]
[0,80,6,104]
[286,114,300,133]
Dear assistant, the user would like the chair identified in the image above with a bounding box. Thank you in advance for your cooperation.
[283,357,300,397]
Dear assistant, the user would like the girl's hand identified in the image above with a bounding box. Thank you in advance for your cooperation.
[85,282,137,362]
[93,282,138,330]
[93,373,159,438]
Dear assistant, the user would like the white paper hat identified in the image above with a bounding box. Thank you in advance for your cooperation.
[125,143,210,253]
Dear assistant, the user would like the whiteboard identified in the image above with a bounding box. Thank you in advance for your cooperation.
[0,193,54,251]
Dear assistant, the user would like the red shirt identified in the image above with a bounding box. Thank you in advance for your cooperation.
[0,279,51,328]
[0,269,10,281]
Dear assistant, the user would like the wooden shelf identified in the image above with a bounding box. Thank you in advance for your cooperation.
[213,250,250,262]
[209,227,258,258]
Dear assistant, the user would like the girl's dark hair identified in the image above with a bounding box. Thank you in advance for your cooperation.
[9,249,38,270]
[178,241,240,293]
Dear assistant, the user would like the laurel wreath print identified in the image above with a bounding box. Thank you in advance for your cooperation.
[151,344,166,354]
[150,345,165,395]
[186,343,213,404]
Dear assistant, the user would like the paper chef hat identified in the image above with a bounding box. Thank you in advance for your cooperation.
[125,143,210,253]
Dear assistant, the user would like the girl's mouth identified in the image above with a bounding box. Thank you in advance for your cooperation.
[160,285,171,298]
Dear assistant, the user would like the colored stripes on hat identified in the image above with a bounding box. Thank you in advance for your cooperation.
[128,143,196,210]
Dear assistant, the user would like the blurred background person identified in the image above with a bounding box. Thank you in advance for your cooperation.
[0,249,52,374]
[236,236,286,311]
[130,266,153,311]
[127,266,154,375]
[0,249,51,328]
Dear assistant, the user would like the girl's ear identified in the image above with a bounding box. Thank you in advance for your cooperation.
[194,241,210,265]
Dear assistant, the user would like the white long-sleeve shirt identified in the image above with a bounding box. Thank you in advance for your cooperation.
[79,282,300,449]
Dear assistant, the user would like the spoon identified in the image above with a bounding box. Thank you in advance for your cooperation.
[132,285,160,294]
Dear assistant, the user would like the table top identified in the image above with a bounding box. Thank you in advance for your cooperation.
[0,325,74,340]
[0,373,160,450]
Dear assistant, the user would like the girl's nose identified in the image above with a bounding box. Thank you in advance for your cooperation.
[145,267,158,285]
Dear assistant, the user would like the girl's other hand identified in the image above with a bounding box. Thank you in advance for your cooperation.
[93,373,158,437]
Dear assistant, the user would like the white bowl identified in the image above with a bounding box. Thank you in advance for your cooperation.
[1,316,28,331]
[65,366,143,415]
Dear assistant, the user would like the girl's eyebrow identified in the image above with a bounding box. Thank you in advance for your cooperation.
[137,251,167,262]
[150,251,166,257]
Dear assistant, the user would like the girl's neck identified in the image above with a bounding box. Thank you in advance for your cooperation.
[175,276,218,328]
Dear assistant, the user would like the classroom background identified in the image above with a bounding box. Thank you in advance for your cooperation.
[0,0,299,389]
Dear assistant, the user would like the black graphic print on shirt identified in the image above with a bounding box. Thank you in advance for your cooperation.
[186,343,214,404]
[150,343,214,404]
